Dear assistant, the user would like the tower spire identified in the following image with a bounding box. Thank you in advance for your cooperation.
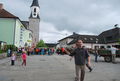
[30,0,40,19]
[31,0,39,7]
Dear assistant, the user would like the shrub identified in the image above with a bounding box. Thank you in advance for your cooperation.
[5,45,18,51]
[0,50,3,54]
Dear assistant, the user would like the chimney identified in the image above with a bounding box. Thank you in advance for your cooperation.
[0,3,3,10]
[73,32,76,35]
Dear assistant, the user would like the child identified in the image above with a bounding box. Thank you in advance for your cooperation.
[11,53,16,66]
[21,51,27,66]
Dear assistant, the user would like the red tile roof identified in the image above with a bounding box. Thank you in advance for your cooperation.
[0,9,18,18]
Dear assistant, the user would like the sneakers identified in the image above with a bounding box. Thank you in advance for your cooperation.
[89,68,93,72]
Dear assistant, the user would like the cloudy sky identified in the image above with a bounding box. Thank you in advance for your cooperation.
[1,0,120,43]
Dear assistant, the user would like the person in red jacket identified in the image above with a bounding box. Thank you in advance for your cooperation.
[21,51,27,66]
[61,47,65,55]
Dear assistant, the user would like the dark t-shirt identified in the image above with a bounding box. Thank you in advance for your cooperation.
[69,47,89,65]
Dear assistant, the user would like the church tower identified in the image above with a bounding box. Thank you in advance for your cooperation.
[29,0,40,46]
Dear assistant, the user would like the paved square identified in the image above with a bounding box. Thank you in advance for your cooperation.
[0,54,120,81]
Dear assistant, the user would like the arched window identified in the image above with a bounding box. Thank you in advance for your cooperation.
[34,13,36,16]
[34,8,36,12]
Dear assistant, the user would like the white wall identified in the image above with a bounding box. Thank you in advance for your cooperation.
[14,19,32,47]
[59,38,73,48]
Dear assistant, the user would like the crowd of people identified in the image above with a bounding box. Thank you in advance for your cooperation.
[7,47,55,57]
[7,47,56,66]
[56,47,67,55]
[18,47,55,56]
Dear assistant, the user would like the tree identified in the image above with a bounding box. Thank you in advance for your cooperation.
[36,40,47,48]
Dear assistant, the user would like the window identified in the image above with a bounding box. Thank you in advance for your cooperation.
[29,33,31,38]
[20,40,22,42]
[106,36,112,41]
[29,33,32,38]
[84,38,87,40]
[107,45,111,48]
[21,31,23,33]
[100,46,105,49]
[34,8,36,12]
[66,41,68,44]
[20,34,23,36]
[94,46,99,49]
[34,13,36,16]
[96,38,98,40]
[20,37,23,39]
[90,38,93,40]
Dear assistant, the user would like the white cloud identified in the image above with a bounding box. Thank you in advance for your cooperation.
[78,31,95,35]
[40,21,71,43]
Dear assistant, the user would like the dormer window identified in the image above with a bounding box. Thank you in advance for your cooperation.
[96,38,98,40]
[90,38,93,40]
[84,38,87,40]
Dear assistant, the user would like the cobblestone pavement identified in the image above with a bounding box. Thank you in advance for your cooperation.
[0,54,120,81]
